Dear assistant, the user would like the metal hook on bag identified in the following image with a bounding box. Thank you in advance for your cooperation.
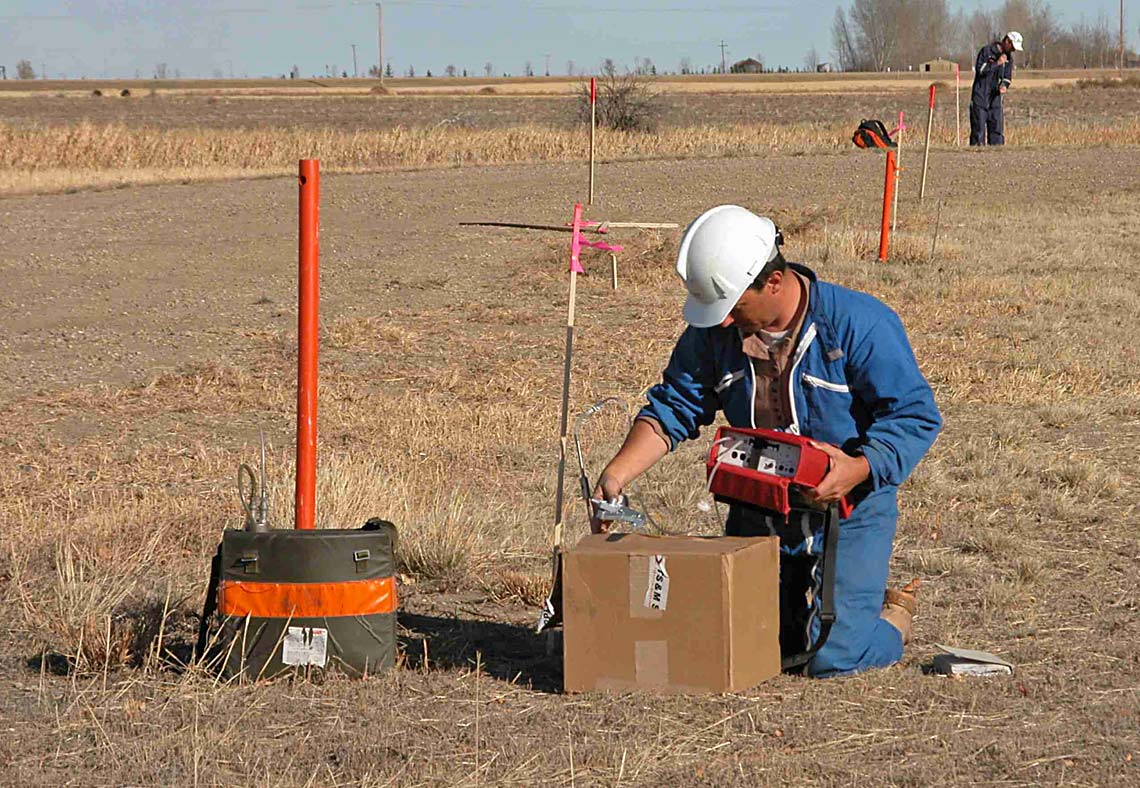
[238,429,270,532]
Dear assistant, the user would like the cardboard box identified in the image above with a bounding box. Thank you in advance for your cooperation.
[563,532,781,693]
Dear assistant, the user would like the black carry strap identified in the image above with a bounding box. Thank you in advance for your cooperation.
[780,502,840,671]
[194,543,223,664]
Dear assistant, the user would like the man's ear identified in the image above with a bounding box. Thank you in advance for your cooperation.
[766,269,784,292]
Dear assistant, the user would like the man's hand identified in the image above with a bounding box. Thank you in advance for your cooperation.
[998,85,1007,94]
[996,53,1008,65]
[804,441,870,504]
[588,419,669,533]
[589,473,623,533]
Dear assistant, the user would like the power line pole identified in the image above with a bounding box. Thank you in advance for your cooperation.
[1120,0,1125,72]
[719,40,728,74]
[376,2,384,82]
[351,43,358,77]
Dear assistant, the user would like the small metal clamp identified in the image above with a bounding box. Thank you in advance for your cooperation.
[590,497,648,530]
[238,552,259,574]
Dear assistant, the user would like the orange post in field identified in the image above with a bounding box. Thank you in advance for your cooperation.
[296,159,320,530]
[588,76,597,205]
[878,150,897,262]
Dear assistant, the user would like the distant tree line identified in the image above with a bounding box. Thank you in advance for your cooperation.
[832,0,1135,71]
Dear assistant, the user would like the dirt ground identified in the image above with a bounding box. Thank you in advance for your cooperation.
[2,81,1138,132]
[2,141,1140,786]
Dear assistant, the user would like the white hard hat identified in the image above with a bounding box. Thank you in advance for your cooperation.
[675,205,781,328]
[1007,31,1024,51]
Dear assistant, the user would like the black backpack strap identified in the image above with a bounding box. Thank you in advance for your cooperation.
[781,502,839,671]
[194,542,223,663]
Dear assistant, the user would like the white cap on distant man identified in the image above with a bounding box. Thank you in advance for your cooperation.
[1007,31,1024,51]
[675,205,781,328]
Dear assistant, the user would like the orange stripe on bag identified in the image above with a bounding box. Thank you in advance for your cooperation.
[218,577,397,618]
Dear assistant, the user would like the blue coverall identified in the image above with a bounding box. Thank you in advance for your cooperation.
[970,42,1013,145]
[638,264,942,677]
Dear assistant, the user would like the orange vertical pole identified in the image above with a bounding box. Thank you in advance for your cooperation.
[588,76,596,205]
[878,150,896,262]
[296,159,319,530]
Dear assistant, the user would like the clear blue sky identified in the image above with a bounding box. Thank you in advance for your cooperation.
[0,0,1131,79]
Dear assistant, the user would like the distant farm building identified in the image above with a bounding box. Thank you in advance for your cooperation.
[731,58,764,74]
[920,58,958,73]
[817,62,833,73]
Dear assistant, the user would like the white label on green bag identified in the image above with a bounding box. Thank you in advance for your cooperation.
[282,626,328,667]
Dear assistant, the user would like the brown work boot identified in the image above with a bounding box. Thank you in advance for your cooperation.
[881,578,921,644]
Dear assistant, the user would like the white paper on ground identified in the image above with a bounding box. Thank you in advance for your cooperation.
[932,643,1013,676]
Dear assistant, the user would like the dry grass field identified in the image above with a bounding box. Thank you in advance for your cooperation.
[1,71,1138,195]
[1,77,1139,785]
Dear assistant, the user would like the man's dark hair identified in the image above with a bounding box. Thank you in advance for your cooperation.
[747,249,787,290]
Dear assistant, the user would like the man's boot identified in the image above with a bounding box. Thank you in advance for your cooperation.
[882,578,920,644]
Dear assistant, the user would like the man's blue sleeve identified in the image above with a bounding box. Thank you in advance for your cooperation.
[844,310,942,489]
[975,45,989,76]
[637,326,721,451]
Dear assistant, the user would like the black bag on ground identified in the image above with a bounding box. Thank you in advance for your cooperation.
[852,119,896,149]
[195,519,398,679]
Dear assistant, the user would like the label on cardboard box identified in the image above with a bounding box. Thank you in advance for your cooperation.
[644,555,670,611]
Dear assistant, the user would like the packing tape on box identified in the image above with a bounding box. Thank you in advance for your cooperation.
[635,640,668,687]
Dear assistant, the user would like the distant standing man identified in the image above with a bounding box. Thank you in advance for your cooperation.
[970,31,1023,146]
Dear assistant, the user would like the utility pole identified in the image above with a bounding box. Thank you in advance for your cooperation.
[351,44,358,77]
[544,53,551,77]
[1120,0,1125,72]
[376,2,384,83]
[719,40,728,74]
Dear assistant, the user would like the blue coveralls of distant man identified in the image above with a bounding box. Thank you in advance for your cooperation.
[590,206,942,677]
[970,31,1024,145]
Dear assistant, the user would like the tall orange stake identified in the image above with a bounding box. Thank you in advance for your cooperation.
[878,150,897,262]
[296,159,320,530]
[588,76,597,204]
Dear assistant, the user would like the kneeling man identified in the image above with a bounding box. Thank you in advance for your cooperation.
[592,205,941,677]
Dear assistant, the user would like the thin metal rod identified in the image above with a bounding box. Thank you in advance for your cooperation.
[553,203,585,551]
[920,84,936,203]
[930,199,943,261]
[296,159,319,530]
[458,220,677,233]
